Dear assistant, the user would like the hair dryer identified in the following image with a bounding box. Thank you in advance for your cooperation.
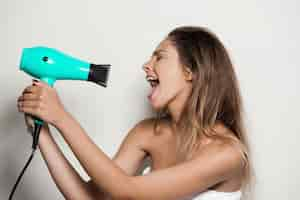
[19,46,111,150]
[8,46,110,200]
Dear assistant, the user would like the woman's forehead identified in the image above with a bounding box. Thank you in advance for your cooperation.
[154,39,176,54]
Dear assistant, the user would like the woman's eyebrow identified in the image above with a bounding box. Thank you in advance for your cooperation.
[152,49,167,56]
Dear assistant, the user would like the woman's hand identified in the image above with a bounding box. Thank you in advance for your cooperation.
[23,113,50,136]
[17,80,67,127]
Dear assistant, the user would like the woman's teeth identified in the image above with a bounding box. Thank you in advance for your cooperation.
[150,80,159,87]
[146,76,159,87]
[148,79,160,101]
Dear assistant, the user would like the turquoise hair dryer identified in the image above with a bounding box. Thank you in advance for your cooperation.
[8,46,110,200]
[19,46,111,150]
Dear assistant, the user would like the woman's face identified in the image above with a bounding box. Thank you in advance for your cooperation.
[143,38,192,111]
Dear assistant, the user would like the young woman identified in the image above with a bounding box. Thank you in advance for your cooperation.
[17,26,254,200]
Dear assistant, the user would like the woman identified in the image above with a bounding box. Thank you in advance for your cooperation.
[17,26,254,200]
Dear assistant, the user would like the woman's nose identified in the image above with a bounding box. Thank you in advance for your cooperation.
[142,60,152,72]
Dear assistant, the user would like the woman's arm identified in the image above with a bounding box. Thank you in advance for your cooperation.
[18,83,109,199]
[38,126,96,200]
[85,118,151,199]
[54,111,146,199]
[54,112,244,200]
[18,81,150,199]
[34,118,149,200]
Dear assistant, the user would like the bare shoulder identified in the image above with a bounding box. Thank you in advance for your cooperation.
[134,117,156,129]
[131,117,156,137]
[106,117,158,177]
[132,116,171,136]
[124,117,157,150]
[200,139,245,167]
[192,126,246,184]
[130,116,173,152]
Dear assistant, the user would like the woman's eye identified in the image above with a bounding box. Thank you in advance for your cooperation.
[156,55,162,61]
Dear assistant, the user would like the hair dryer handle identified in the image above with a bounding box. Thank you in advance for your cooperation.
[32,118,43,149]
[40,77,56,87]
[32,77,55,149]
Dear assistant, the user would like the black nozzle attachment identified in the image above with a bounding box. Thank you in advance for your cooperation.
[88,64,111,87]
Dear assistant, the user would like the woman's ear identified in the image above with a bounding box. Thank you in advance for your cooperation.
[183,66,193,81]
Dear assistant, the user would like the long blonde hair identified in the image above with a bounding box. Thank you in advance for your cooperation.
[153,26,255,198]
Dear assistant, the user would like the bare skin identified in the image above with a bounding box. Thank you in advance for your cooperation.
[17,38,244,199]
[25,114,243,200]
[143,117,243,192]
[86,115,244,199]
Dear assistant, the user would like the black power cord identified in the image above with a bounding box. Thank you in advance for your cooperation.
[8,123,42,200]
[8,149,36,200]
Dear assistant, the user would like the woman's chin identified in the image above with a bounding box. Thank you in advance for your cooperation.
[150,102,160,110]
[150,99,166,111]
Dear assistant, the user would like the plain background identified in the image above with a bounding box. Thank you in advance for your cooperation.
[0,0,299,199]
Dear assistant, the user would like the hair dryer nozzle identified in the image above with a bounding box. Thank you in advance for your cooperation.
[88,64,111,87]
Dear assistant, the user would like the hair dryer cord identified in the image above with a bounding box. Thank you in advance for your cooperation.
[8,123,42,200]
[8,149,36,200]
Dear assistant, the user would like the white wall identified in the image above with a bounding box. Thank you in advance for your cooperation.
[0,0,299,199]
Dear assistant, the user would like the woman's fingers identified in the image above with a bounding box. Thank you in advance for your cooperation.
[19,100,42,109]
[18,99,43,116]
[19,105,39,117]
[19,93,40,101]
[18,84,42,107]
[22,84,39,95]
[17,80,64,126]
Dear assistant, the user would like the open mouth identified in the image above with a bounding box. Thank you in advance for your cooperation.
[146,76,160,88]
[146,76,161,101]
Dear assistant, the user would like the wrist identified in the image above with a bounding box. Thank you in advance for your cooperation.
[27,122,49,136]
[38,125,53,147]
[53,110,72,130]
[42,123,50,132]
